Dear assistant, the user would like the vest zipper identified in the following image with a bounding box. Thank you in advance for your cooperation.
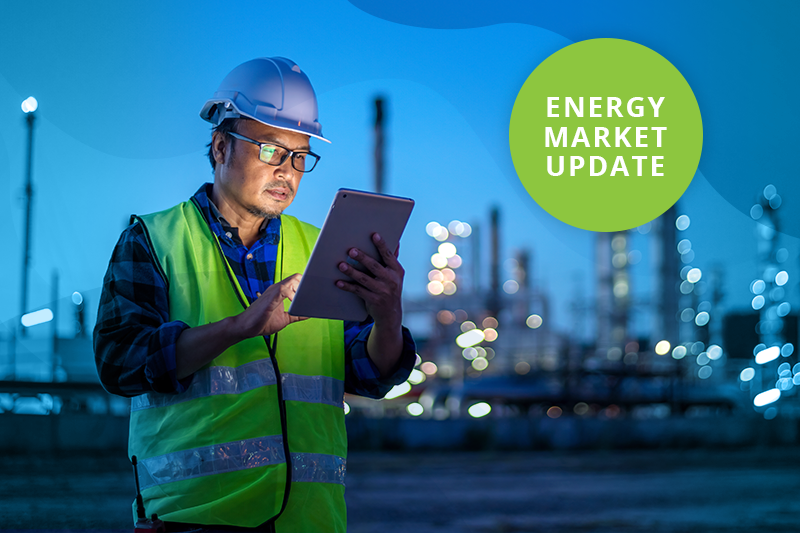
[191,197,293,529]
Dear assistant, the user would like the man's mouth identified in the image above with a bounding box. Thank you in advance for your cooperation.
[266,188,290,201]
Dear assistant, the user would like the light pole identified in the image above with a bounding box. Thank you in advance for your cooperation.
[20,96,38,337]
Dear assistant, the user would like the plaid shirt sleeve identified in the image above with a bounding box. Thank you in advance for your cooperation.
[93,222,193,397]
[343,321,416,399]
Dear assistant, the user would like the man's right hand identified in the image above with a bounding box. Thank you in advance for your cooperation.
[232,273,308,339]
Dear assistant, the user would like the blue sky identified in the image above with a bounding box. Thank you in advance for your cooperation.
[1,0,797,340]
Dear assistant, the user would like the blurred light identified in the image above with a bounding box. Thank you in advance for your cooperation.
[482,317,498,329]
[437,310,455,325]
[408,369,426,385]
[420,362,438,375]
[770,195,782,209]
[612,253,627,268]
[546,406,562,419]
[484,347,495,359]
[447,255,462,268]
[475,347,486,357]
[707,345,723,360]
[21,308,53,328]
[763,184,777,200]
[750,279,766,295]
[438,364,454,378]
[428,270,443,282]
[655,340,670,356]
[468,402,491,418]
[627,250,642,265]
[692,342,705,355]
[415,354,422,366]
[406,402,424,416]
[778,377,793,391]
[503,280,519,294]
[471,357,488,371]
[753,388,780,407]
[695,311,710,327]
[777,302,791,317]
[443,281,457,295]
[483,328,498,342]
[441,268,456,282]
[680,266,692,280]
[427,281,444,295]
[677,239,692,254]
[793,363,800,375]
[740,368,755,382]
[456,329,485,348]
[459,223,472,237]
[611,236,626,252]
[750,205,763,220]
[794,374,800,386]
[447,220,463,235]
[754,343,766,355]
[454,309,468,321]
[504,258,518,272]
[526,314,543,329]
[426,222,441,237]
[781,343,794,357]
[438,242,457,258]
[672,346,687,359]
[574,402,590,415]
[343,402,350,415]
[777,248,789,263]
[431,253,448,268]
[764,407,778,420]
[462,347,478,360]
[613,280,629,298]
[680,308,695,322]
[676,215,690,230]
[696,352,709,365]
[71,291,84,305]
[770,287,785,302]
[433,226,449,241]
[698,366,712,379]
[680,250,695,264]
[21,96,38,113]
[751,295,765,310]
[461,320,476,332]
[606,347,622,361]
[756,346,780,365]
[687,268,702,283]
[515,361,531,375]
[680,280,694,294]
[623,352,638,365]
[384,381,412,400]
[626,341,639,353]
[776,271,789,286]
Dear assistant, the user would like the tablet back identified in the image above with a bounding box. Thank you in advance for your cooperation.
[288,189,414,321]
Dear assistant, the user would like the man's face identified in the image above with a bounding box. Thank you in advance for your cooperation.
[215,119,310,219]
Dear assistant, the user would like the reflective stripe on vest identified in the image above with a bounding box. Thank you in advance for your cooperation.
[131,365,343,412]
[137,435,345,490]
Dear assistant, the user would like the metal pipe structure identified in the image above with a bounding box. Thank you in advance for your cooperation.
[373,97,385,194]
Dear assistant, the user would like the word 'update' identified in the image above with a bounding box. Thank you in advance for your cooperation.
[544,97,666,177]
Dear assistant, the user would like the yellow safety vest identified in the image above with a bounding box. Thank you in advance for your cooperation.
[128,197,347,532]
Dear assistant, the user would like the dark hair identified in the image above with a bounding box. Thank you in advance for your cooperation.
[206,117,243,172]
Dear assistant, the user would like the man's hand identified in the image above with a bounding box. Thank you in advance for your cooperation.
[335,233,404,329]
[335,233,405,378]
[232,273,308,339]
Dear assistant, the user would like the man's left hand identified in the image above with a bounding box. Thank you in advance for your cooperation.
[336,233,404,328]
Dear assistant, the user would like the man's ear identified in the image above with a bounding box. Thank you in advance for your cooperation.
[212,131,229,166]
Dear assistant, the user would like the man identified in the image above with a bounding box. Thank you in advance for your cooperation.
[94,57,416,533]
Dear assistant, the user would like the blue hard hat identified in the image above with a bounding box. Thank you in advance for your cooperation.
[200,57,329,143]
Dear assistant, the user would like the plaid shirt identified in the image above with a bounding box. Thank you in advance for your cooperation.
[94,183,415,399]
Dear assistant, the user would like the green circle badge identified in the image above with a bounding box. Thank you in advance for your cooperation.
[509,39,703,231]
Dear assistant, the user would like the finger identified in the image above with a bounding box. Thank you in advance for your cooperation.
[347,247,386,278]
[394,242,400,258]
[372,233,401,269]
[335,279,374,301]
[338,261,382,291]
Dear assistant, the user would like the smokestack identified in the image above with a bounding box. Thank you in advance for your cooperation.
[373,97,385,194]
[487,207,500,316]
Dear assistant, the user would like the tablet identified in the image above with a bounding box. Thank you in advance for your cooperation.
[288,189,415,321]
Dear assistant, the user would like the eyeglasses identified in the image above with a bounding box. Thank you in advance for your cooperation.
[227,131,320,173]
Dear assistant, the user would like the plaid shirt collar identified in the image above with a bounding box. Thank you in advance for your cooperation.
[192,183,281,247]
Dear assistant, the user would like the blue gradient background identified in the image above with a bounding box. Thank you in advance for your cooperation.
[0,0,797,339]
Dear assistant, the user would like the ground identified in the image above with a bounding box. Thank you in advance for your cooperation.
[1,448,798,532]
